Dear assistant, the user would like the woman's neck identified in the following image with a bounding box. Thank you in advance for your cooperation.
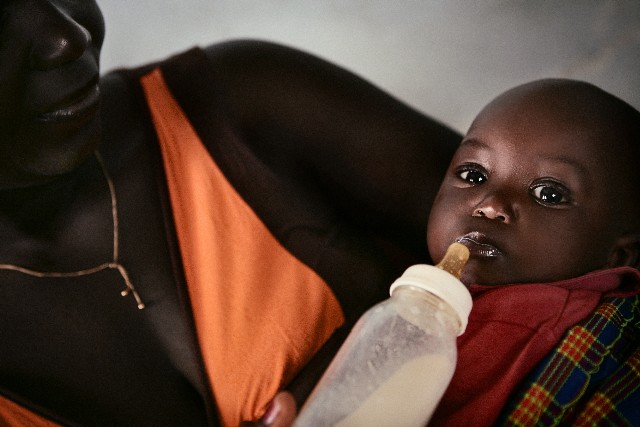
[0,157,90,231]
[0,153,114,271]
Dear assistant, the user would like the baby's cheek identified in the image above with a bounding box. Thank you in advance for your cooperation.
[426,208,452,262]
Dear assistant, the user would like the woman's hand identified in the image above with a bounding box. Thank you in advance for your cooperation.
[242,391,297,427]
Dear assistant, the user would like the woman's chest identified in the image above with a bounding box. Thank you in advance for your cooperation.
[0,142,212,425]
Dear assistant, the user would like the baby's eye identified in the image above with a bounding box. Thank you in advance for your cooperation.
[456,166,487,185]
[530,182,572,206]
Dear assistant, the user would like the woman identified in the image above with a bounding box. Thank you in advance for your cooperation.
[0,1,460,425]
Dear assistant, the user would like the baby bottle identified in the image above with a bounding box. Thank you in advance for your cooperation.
[293,243,472,427]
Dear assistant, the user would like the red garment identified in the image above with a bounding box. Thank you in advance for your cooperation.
[430,266,640,426]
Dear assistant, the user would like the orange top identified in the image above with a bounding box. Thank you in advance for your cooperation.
[140,69,344,426]
[0,395,61,427]
[0,67,344,426]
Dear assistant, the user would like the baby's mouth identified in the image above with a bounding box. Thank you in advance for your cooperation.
[455,232,502,258]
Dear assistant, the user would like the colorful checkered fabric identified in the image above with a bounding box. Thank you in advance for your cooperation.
[497,294,640,426]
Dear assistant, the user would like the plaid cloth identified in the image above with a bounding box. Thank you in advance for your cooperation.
[497,294,640,426]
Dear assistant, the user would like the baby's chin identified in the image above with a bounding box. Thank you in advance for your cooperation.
[459,266,518,287]
[461,267,589,287]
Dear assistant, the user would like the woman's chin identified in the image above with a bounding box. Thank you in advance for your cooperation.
[13,118,101,179]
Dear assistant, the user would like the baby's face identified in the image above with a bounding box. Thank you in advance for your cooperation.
[427,81,633,286]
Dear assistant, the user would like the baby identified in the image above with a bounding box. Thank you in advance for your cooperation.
[428,78,640,286]
[426,79,640,426]
[248,79,640,427]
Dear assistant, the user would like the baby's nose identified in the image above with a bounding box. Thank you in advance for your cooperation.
[472,194,513,223]
[473,207,509,222]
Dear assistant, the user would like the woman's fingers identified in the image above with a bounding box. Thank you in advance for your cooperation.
[241,391,298,427]
[260,391,297,427]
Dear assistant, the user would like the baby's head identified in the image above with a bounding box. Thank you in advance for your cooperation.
[427,79,640,286]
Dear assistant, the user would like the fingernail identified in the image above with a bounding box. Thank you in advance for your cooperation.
[261,400,280,426]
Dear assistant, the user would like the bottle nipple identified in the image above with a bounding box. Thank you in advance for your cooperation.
[435,242,470,279]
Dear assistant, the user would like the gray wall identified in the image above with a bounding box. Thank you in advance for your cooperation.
[99,1,640,133]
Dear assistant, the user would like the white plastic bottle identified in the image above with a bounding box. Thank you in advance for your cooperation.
[293,243,472,427]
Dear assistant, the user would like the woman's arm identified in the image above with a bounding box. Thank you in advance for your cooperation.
[203,40,461,254]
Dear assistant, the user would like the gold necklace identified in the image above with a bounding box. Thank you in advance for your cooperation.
[0,151,145,309]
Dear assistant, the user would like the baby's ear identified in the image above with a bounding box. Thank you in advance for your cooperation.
[607,232,640,269]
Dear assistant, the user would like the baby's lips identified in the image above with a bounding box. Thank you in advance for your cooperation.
[455,232,503,258]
